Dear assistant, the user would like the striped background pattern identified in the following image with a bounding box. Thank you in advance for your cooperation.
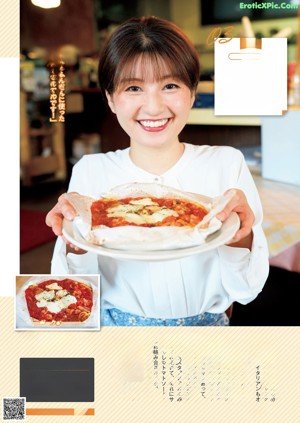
[0,0,19,57]
[1,297,300,422]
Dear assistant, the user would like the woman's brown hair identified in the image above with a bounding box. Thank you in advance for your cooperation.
[98,16,200,95]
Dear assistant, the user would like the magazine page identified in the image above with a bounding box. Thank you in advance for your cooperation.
[1,0,300,421]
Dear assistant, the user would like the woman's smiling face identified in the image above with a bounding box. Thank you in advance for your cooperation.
[106,57,195,150]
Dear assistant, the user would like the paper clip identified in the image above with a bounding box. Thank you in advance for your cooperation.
[228,38,262,60]
[228,52,262,60]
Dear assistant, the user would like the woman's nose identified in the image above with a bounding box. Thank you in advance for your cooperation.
[143,92,164,115]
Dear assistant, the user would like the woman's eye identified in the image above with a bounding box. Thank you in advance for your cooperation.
[164,83,179,90]
[125,86,141,92]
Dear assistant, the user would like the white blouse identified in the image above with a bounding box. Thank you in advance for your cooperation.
[51,143,269,318]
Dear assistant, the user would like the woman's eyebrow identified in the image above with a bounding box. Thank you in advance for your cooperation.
[119,75,178,84]
[159,75,179,81]
[119,78,143,84]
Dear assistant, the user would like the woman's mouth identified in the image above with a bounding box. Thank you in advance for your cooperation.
[138,118,170,131]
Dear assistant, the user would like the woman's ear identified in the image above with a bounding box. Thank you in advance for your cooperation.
[105,91,116,114]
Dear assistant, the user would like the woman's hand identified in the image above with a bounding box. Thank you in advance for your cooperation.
[216,189,254,249]
[45,193,87,254]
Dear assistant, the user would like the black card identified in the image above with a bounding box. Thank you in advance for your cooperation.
[20,358,94,402]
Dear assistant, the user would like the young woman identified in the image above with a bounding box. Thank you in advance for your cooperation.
[46,16,269,326]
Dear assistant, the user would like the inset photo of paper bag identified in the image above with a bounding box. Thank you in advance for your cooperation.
[214,38,287,116]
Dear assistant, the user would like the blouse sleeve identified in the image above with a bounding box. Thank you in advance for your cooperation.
[217,150,269,304]
[50,156,100,275]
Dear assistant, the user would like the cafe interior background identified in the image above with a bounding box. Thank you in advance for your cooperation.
[20,0,300,326]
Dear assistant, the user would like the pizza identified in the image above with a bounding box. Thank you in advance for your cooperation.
[90,196,209,228]
[25,279,93,324]
[63,184,225,251]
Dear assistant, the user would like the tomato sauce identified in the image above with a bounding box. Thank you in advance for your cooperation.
[91,196,208,228]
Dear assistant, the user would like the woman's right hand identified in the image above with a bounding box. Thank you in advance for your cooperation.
[46,193,87,254]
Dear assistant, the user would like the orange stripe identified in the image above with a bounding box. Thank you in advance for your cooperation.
[26,408,95,416]
[240,38,262,49]
[26,409,73,416]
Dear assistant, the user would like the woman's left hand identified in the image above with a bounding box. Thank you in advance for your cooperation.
[216,189,254,249]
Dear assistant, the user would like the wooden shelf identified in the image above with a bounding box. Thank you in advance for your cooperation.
[20,92,67,186]
[28,127,55,137]
[187,108,261,126]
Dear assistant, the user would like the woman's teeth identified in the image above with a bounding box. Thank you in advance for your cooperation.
[139,119,168,128]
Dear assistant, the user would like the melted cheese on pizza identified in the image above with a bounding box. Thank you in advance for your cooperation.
[91,196,208,228]
[106,197,178,225]
[36,289,77,314]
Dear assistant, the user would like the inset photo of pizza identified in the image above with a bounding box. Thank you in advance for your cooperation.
[15,275,100,331]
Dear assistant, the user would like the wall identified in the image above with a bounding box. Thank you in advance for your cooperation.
[170,0,298,70]
[20,0,97,53]
[137,0,171,19]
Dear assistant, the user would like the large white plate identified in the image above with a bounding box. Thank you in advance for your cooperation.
[62,212,240,262]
